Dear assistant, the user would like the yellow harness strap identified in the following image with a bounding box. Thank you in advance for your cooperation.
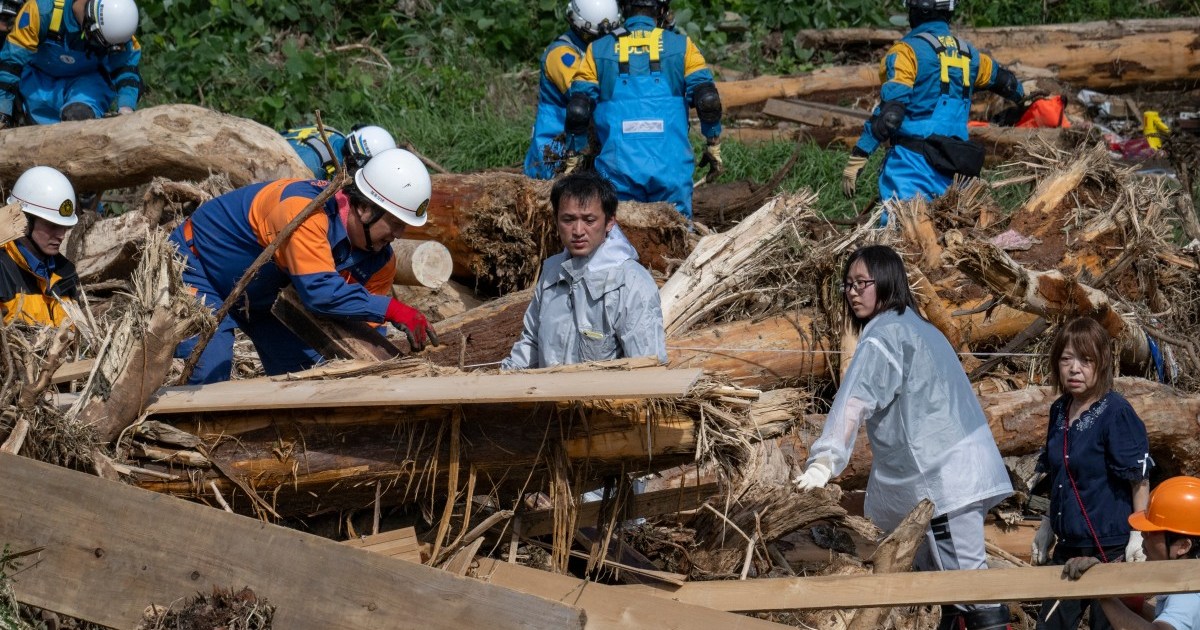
[48,0,65,35]
[617,28,663,66]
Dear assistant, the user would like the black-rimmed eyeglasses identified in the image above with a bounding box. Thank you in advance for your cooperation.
[842,279,876,294]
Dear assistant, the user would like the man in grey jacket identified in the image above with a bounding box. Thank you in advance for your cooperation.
[502,171,667,370]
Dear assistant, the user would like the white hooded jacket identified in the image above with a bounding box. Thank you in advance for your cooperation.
[807,308,1012,532]
[501,224,667,370]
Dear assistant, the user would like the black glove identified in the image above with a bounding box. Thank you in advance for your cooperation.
[1061,556,1101,580]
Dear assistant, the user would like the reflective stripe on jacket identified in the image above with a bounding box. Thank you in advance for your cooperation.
[502,224,667,370]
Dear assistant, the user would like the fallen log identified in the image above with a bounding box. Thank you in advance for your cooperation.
[667,312,833,388]
[0,104,309,191]
[134,368,796,517]
[405,173,692,292]
[792,17,1200,51]
[421,288,533,368]
[719,30,1200,109]
[778,377,1200,490]
[272,285,403,361]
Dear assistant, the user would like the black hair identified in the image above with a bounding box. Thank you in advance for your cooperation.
[550,171,618,220]
[842,244,922,333]
[908,6,953,27]
[1165,533,1200,559]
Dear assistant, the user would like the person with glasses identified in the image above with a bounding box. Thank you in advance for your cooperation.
[794,244,1014,630]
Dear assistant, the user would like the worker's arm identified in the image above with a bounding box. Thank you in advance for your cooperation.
[1095,597,1173,630]
[564,44,600,154]
[682,37,721,140]
[543,41,582,95]
[974,51,1023,103]
[500,280,545,371]
[103,36,142,112]
[612,262,667,365]
[0,1,42,120]
[854,41,917,156]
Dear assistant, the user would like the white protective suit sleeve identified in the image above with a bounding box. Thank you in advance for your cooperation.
[806,335,904,476]
[500,281,545,370]
[613,263,668,364]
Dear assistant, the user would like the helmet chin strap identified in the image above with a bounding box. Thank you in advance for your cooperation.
[359,206,386,251]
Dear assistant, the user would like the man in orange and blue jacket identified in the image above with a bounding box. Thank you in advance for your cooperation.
[171,149,438,384]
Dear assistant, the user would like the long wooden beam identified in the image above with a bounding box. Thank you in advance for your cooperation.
[623,561,1200,612]
[0,453,585,630]
[473,557,788,629]
[145,368,703,414]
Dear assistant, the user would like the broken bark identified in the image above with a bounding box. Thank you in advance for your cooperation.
[391,238,453,288]
[422,288,533,368]
[69,231,209,443]
[272,285,402,361]
[845,499,935,630]
[948,238,1151,372]
[0,104,309,192]
[660,194,814,336]
[405,173,691,292]
[0,202,26,247]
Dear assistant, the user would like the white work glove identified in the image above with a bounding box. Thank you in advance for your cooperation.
[793,462,833,491]
[1030,517,1054,565]
[1125,531,1146,562]
[118,106,134,115]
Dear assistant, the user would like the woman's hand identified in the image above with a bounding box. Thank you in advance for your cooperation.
[1031,517,1054,565]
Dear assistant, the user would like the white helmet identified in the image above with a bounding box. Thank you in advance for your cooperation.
[344,125,397,171]
[568,0,621,38]
[84,0,139,48]
[7,166,78,227]
[353,148,432,228]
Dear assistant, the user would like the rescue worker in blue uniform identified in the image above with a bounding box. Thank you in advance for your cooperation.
[283,124,397,180]
[564,0,723,220]
[842,0,1025,209]
[523,0,621,179]
[171,149,439,384]
[0,165,80,326]
[0,0,141,127]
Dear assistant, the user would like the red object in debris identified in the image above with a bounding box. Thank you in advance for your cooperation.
[1016,95,1071,129]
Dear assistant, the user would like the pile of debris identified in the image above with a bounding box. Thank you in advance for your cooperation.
[1,17,1199,627]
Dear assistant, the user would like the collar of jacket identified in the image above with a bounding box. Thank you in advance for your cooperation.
[623,15,657,32]
[552,224,639,300]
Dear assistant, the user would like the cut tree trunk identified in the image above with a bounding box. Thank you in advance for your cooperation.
[422,288,533,368]
[845,500,935,630]
[404,173,692,293]
[777,377,1200,490]
[719,30,1200,109]
[0,104,309,192]
[272,285,403,361]
[391,238,453,288]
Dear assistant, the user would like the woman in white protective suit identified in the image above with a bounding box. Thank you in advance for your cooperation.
[793,244,1015,630]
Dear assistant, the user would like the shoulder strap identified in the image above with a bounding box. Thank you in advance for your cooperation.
[46,0,66,42]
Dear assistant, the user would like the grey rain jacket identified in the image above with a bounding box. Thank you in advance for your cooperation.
[501,224,667,370]
[806,308,1012,533]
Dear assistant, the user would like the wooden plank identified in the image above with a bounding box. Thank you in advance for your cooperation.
[473,557,789,629]
[624,560,1200,612]
[146,368,704,415]
[50,358,95,385]
[762,98,869,128]
[342,527,424,563]
[0,453,585,630]
[522,482,720,538]
[272,285,402,361]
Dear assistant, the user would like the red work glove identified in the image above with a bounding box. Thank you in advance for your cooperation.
[385,299,438,351]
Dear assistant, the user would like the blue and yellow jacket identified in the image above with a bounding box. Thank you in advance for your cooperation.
[0,0,142,117]
[0,239,78,326]
[855,21,998,155]
[523,30,587,179]
[185,180,395,320]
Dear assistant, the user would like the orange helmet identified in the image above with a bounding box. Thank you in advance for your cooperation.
[1128,476,1200,536]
